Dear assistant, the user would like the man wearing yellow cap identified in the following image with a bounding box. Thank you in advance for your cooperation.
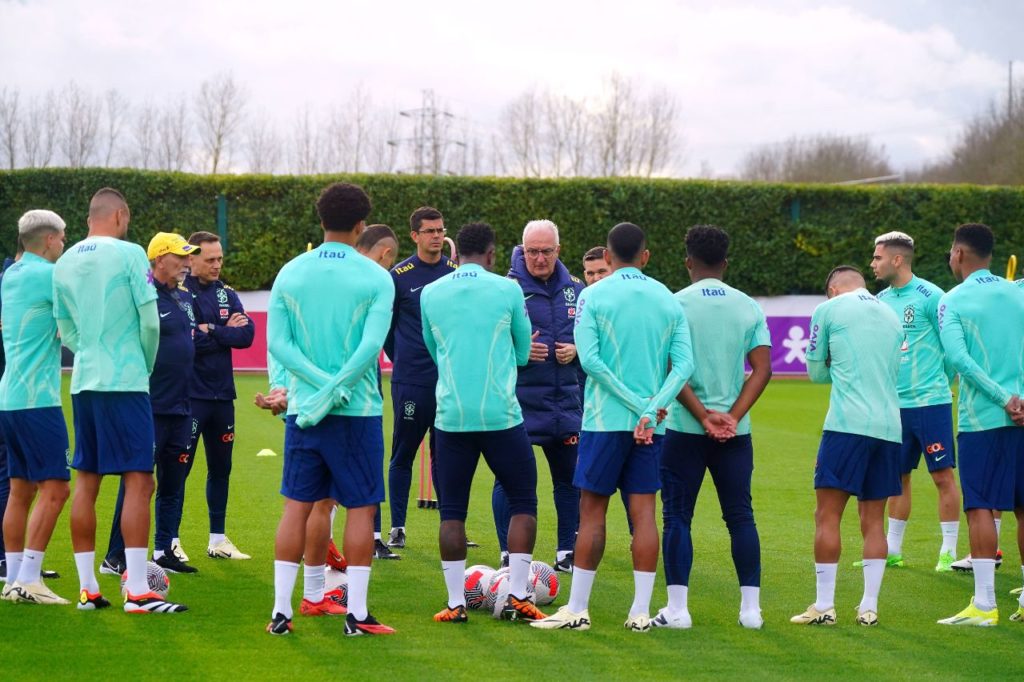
[103,232,203,577]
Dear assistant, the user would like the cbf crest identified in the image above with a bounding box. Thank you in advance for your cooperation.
[903,305,915,325]
[403,400,416,420]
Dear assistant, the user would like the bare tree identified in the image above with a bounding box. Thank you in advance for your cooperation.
[101,89,130,167]
[131,103,158,169]
[195,73,246,173]
[739,134,894,183]
[245,113,282,173]
[913,85,1024,185]
[290,105,322,174]
[155,99,191,171]
[21,91,59,168]
[0,87,20,169]
[58,82,102,167]
[544,93,590,176]
[500,89,543,176]
[363,108,400,174]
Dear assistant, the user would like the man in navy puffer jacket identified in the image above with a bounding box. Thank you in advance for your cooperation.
[492,220,585,573]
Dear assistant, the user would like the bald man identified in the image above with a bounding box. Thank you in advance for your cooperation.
[791,266,902,627]
[53,188,187,613]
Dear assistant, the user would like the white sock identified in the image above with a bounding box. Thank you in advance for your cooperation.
[125,547,148,596]
[373,532,382,541]
[972,558,996,611]
[994,517,1002,542]
[1020,566,1024,608]
[568,566,596,613]
[153,549,165,560]
[885,518,906,556]
[5,552,23,585]
[303,563,326,602]
[629,570,656,617]
[273,560,300,619]
[209,533,226,548]
[347,565,371,621]
[814,562,837,611]
[509,553,531,600]
[19,549,43,584]
[172,537,180,547]
[740,585,760,613]
[442,560,466,608]
[329,506,337,539]
[940,521,958,556]
[859,558,885,613]
[74,551,98,593]
[556,549,571,562]
[666,584,688,614]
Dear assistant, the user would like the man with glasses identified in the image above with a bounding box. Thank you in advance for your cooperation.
[492,220,585,572]
[382,207,457,554]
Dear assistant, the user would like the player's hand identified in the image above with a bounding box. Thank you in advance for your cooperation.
[198,323,211,333]
[655,407,668,424]
[529,331,548,362]
[1006,395,1024,426]
[227,313,249,328]
[254,392,270,409]
[554,342,577,365]
[702,410,737,442]
[633,417,655,445]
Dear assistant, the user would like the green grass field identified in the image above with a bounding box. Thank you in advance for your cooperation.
[3,376,1022,680]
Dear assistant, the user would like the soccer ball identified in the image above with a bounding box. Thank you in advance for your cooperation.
[464,565,494,610]
[483,566,510,613]
[489,572,510,618]
[529,561,559,606]
[325,568,348,605]
[120,561,170,598]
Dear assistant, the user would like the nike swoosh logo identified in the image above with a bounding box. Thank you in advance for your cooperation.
[525,294,535,300]
[160,312,171,318]
[934,454,946,461]
[410,286,424,292]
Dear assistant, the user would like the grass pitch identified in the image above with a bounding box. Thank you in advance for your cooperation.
[2,376,1021,680]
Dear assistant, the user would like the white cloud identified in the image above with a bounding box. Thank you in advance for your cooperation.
[0,0,1006,175]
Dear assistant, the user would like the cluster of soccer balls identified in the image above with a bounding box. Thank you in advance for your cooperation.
[464,562,560,617]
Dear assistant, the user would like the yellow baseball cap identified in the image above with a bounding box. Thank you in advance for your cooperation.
[147,232,200,260]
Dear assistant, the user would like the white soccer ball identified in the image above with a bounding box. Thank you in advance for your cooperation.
[483,566,510,613]
[120,561,170,598]
[489,572,511,618]
[325,568,348,606]
[464,565,494,610]
[529,561,560,606]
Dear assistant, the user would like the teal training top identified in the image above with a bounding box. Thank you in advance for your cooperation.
[805,288,902,443]
[876,275,952,408]
[420,263,532,432]
[666,278,771,436]
[574,266,694,433]
[53,237,158,394]
[937,269,1024,432]
[0,253,62,410]
[267,242,395,425]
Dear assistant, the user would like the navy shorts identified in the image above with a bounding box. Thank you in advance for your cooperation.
[0,408,70,482]
[574,431,663,496]
[814,431,901,501]
[71,392,155,475]
[281,415,384,508]
[435,425,537,523]
[899,404,955,474]
[958,427,1024,512]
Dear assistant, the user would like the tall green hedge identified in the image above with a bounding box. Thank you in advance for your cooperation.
[2,168,1022,294]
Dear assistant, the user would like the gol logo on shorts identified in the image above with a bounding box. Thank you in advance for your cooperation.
[925,442,945,454]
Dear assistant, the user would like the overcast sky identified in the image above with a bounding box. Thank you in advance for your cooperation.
[1,0,1019,176]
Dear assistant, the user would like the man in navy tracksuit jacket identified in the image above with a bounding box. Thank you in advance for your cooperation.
[492,224,585,572]
[381,207,457,553]
[104,233,203,574]
[180,232,255,561]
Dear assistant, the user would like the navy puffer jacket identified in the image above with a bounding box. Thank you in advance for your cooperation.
[507,246,586,442]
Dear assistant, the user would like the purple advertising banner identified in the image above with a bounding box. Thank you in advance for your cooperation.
[766,316,812,374]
